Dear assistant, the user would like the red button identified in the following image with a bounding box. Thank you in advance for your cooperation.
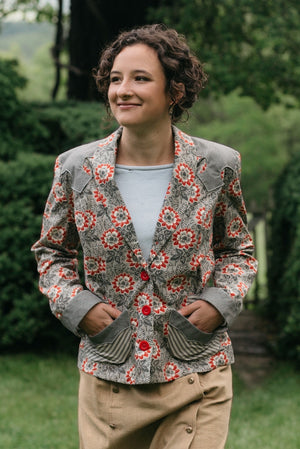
[140,270,150,281]
[139,340,150,351]
[142,305,151,316]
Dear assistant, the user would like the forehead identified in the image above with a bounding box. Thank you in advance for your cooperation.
[111,43,163,72]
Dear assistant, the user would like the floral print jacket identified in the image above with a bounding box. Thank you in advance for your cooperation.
[32,126,257,385]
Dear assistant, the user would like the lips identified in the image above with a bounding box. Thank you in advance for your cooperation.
[117,103,141,108]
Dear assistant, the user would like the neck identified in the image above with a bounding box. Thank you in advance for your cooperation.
[116,123,174,166]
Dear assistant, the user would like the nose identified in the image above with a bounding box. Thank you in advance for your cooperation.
[116,79,133,98]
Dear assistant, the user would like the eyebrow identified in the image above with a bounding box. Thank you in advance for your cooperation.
[110,69,152,76]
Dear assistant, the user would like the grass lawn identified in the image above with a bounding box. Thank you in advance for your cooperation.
[227,363,300,449]
[0,353,299,448]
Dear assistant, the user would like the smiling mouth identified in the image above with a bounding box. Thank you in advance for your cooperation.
[118,103,141,108]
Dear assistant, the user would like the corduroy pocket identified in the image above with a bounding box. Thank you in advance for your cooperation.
[89,310,132,364]
[167,310,220,361]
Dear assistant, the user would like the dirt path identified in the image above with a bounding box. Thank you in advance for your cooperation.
[229,309,275,387]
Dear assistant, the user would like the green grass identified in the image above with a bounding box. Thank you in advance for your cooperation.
[0,353,299,448]
[226,364,300,449]
[0,353,79,449]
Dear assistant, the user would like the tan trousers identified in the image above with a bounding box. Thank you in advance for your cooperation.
[78,365,232,449]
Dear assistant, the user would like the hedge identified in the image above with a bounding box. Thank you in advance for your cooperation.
[0,57,115,350]
[267,151,300,365]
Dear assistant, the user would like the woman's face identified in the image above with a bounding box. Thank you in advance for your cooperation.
[108,43,172,131]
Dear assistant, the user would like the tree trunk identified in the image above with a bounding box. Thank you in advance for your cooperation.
[67,0,160,101]
[51,0,63,100]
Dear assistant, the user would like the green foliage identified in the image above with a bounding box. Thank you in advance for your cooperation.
[0,58,114,350]
[0,0,56,22]
[0,57,49,160]
[32,101,116,155]
[182,92,297,212]
[0,152,77,349]
[149,0,300,109]
[267,152,300,364]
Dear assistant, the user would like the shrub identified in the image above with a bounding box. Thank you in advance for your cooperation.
[0,58,49,161]
[0,85,117,350]
[0,152,76,350]
[267,152,300,365]
[31,101,117,155]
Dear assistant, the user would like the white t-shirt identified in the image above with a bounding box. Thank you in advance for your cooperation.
[115,164,174,260]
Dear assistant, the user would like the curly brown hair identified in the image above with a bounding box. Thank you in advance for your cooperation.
[94,24,208,122]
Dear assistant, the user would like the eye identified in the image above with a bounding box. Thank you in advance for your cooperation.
[110,76,121,83]
[135,76,150,82]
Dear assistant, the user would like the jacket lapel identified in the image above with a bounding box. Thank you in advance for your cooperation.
[90,127,204,266]
[148,127,201,264]
[90,128,143,258]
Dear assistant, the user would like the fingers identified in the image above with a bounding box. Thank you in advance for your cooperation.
[79,302,122,336]
[178,300,205,316]
[178,300,224,333]
[100,303,122,319]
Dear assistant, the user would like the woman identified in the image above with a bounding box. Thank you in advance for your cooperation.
[32,24,257,449]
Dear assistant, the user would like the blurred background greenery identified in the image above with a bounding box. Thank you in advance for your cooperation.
[0,1,299,447]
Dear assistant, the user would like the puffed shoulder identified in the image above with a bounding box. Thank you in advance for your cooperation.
[191,135,240,173]
[188,135,241,192]
[59,140,102,171]
[56,129,122,192]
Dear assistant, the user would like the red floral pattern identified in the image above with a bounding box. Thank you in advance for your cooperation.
[158,206,180,230]
[94,163,114,184]
[215,201,227,217]
[189,183,200,203]
[53,182,67,202]
[47,285,62,303]
[173,228,196,249]
[47,226,66,244]
[229,178,241,197]
[112,273,135,293]
[164,362,180,381]
[133,292,152,312]
[195,207,213,229]
[209,351,229,369]
[150,251,169,269]
[84,256,106,275]
[227,217,243,237]
[126,365,136,384]
[126,249,145,268]
[152,294,167,314]
[222,263,244,276]
[152,339,161,359]
[101,228,123,250]
[58,266,77,280]
[75,211,89,231]
[93,190,107,206]
[175,163,195,186]
[111,206,131,227]
[167,275,187,292]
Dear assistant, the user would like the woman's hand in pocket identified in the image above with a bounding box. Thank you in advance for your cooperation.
[79,303,122,336]
[178,300,223,333]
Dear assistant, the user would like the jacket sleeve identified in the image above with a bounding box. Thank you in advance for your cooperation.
[31,156,102,336]
[198,154,258,327]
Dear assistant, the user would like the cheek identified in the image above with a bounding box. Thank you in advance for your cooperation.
[107,86,115,104]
